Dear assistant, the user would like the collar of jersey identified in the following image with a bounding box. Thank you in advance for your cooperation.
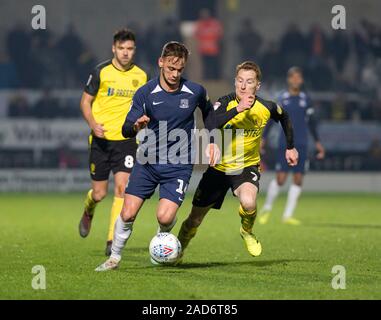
[111,60,135,73]
[156,76,186,95]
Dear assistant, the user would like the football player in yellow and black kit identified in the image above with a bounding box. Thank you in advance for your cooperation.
[78,29,148,255]
[177,61,298,260]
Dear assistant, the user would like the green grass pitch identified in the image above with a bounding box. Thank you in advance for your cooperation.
[1,192,380,299]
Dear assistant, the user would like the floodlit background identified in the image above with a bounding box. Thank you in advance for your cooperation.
[0,0,380,192]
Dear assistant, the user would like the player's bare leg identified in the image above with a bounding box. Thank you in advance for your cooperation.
[156,198,179,233]
[95,194,144,271]
[105,172,130,256]
[234,183,262,256]
[79,180,108,238]
[259,172,288,224]
[282,173,303,225]
[150,199,180,264]
[177,205,212,263]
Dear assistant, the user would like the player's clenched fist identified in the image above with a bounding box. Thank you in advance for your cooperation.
[236,94,255,112]
[133,115,150,132]
[205,143,221,167]
[91,122,107,138]
[285,148,299,166]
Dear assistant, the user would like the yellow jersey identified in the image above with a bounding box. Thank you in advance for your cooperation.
[214,93,286,173]
[84,60,148,141]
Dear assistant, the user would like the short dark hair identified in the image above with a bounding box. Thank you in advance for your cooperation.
[236,61,262,81]
[161,41,189,61]
[113,28,136,44]
[287,66,303,77]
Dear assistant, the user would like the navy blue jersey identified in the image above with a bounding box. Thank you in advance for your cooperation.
[277,90,316,148]
[123,77,215,164]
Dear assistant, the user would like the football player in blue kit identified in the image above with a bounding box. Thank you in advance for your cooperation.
[259,67,325,225]
[95,41,219,271]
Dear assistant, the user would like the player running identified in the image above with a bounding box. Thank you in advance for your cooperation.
[95,41,219,271]
[177,61,298,261]
[259,66,325,225]
[79,29,148,255]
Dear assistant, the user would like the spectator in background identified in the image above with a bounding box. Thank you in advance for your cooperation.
[0,53,19,88]
[56,24,85,86]
[307,24,329,59]
[279,24,308,72]
[160,18,183,46]
[330,93,348,121]
[366,139,381,170]
[31,29,65,88]
[354,20,371,73]
[8,93,30,117]
[144,22,162,73]
[6,25,42,88]
[31,89,60,118]
[194,8,223,80]
[367,21,381,58]
[236,18,262,61]
[330,31,350,74]
[261,42,283,86]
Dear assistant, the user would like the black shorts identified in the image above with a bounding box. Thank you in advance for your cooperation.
[192,165,261,210]
[88,135,137,181]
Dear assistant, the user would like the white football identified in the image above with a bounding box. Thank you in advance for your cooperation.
[149,232,182,265]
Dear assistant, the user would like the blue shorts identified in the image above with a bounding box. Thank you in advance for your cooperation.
[125,162,193,206]
[275,145,308,174]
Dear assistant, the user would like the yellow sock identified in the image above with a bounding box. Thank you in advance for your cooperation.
[84,189,97,216]
[239,205,257,233]
[107,197,124,241]
[178,220,198,251]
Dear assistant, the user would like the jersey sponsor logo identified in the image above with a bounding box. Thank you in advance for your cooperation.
[107,87,115,96]
[153,101,164,105]
[243,128,261,138]
[107,87,136,97]
[213,102,221,110]
[179,99,189,109]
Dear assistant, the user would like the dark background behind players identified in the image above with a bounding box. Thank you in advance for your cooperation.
[0,0,380,184]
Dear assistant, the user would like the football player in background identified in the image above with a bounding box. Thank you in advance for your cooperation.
[259,66,325,225]
[79,29,148,255]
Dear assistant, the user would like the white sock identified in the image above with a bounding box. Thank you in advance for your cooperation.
[111,215,133,261]
[159,217,177,233]
[283,184,302,219]
[262,179,280,212]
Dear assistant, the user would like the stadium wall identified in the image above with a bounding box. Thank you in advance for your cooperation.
[0,169,380,193]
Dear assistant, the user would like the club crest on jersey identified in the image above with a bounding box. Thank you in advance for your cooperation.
[179,99,189,109]
[213,102,221,110]
[299,99,307,107]
[132,79,139,87]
